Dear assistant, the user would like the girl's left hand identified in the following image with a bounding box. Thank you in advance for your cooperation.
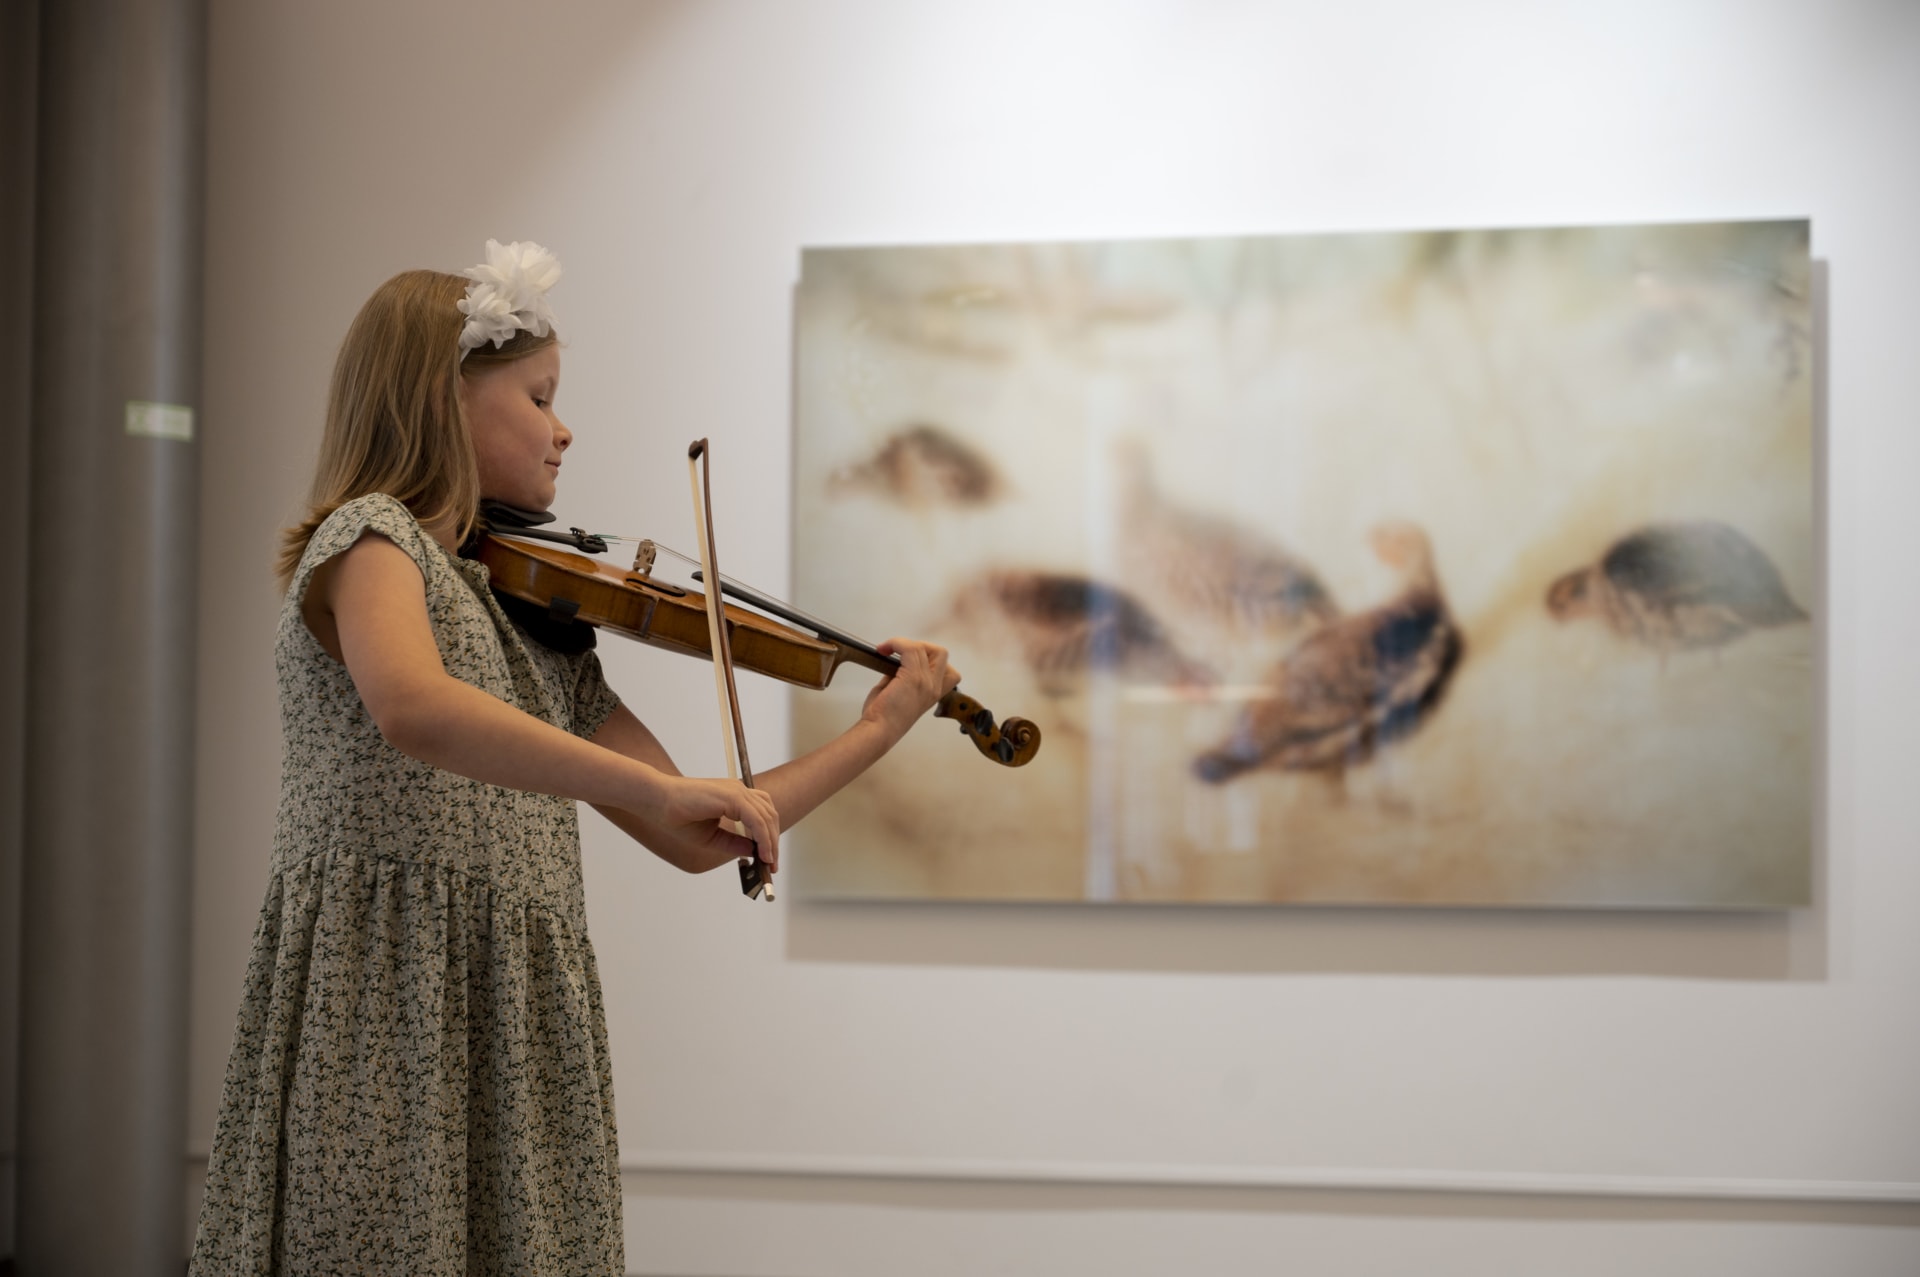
[861,637,961,741]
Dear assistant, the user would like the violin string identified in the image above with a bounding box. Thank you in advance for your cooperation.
[581,533,892,662]
[638,541,702,570]
[610,539,795,624]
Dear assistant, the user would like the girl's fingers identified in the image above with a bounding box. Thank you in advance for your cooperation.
[713,824,760,862]
[736,787,779,870]
[884,638,959,706]
[671,777,780,871]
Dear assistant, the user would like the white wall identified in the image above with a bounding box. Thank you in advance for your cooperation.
[192,2,1920,1272]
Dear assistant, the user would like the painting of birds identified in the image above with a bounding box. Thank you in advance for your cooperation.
[792,220,1814,907]
[1192,522,1463,783]
[1545,520,1807,653]
[939,569,1216,697]
[828,422,1008,508]
[1113,437,1338,639]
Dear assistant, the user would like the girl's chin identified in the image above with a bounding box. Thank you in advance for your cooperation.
[482,492,555,513]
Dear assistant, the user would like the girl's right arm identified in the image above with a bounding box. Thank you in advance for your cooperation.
[307,531,780,866]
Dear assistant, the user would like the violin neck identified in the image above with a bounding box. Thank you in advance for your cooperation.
[836,644,901,678]
[697,570,903,676]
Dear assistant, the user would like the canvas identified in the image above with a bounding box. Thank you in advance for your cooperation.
[790,220,1814,908]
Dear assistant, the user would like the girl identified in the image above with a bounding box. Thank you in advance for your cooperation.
[190,241,956,1275]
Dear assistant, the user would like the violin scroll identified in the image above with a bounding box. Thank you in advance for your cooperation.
[935,691,1041,767]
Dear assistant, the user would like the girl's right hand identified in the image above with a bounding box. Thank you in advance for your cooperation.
[660,776,780,870]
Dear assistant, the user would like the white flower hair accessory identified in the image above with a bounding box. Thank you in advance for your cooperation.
[457,238,562,359]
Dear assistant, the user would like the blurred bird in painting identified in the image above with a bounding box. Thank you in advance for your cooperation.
[1114,436,1338,640]
[828,422,1008,508]
[939,569,1216,698]
[1546,520,1807,653]
[1191,521,1463,784]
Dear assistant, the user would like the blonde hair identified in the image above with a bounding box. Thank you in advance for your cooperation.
[276,269,558,587]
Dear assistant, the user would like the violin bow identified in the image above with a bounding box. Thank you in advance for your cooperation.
[687,439,773,902]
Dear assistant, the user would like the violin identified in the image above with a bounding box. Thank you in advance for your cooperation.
[472,513,1043,769]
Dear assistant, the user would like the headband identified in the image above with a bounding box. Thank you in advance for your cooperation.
[457,239,561,360]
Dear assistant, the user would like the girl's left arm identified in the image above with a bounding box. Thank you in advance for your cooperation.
[589,637,958,867]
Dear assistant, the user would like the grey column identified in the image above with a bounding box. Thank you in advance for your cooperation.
[18,0,205,1272]
[1,0,43,1263]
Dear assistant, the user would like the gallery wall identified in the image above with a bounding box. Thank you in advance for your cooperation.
[190,2,1920,1272]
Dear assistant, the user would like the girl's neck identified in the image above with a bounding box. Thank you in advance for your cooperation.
[422,516,461,554]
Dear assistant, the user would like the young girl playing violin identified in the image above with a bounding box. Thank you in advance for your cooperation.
[190,241,957,1276]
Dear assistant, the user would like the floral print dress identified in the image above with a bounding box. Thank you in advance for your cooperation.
[191,493,626,1275]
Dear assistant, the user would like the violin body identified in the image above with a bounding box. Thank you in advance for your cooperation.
[477,535,864,689]
[476,533,1041,766]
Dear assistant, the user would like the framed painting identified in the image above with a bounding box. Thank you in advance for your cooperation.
[790,219,1813,908]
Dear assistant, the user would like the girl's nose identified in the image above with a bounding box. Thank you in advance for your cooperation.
[554,417,572,451]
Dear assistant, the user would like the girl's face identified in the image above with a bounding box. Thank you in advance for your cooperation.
[463,344,570,511]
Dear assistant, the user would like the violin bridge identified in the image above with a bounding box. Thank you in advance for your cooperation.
[632,539,658,575]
